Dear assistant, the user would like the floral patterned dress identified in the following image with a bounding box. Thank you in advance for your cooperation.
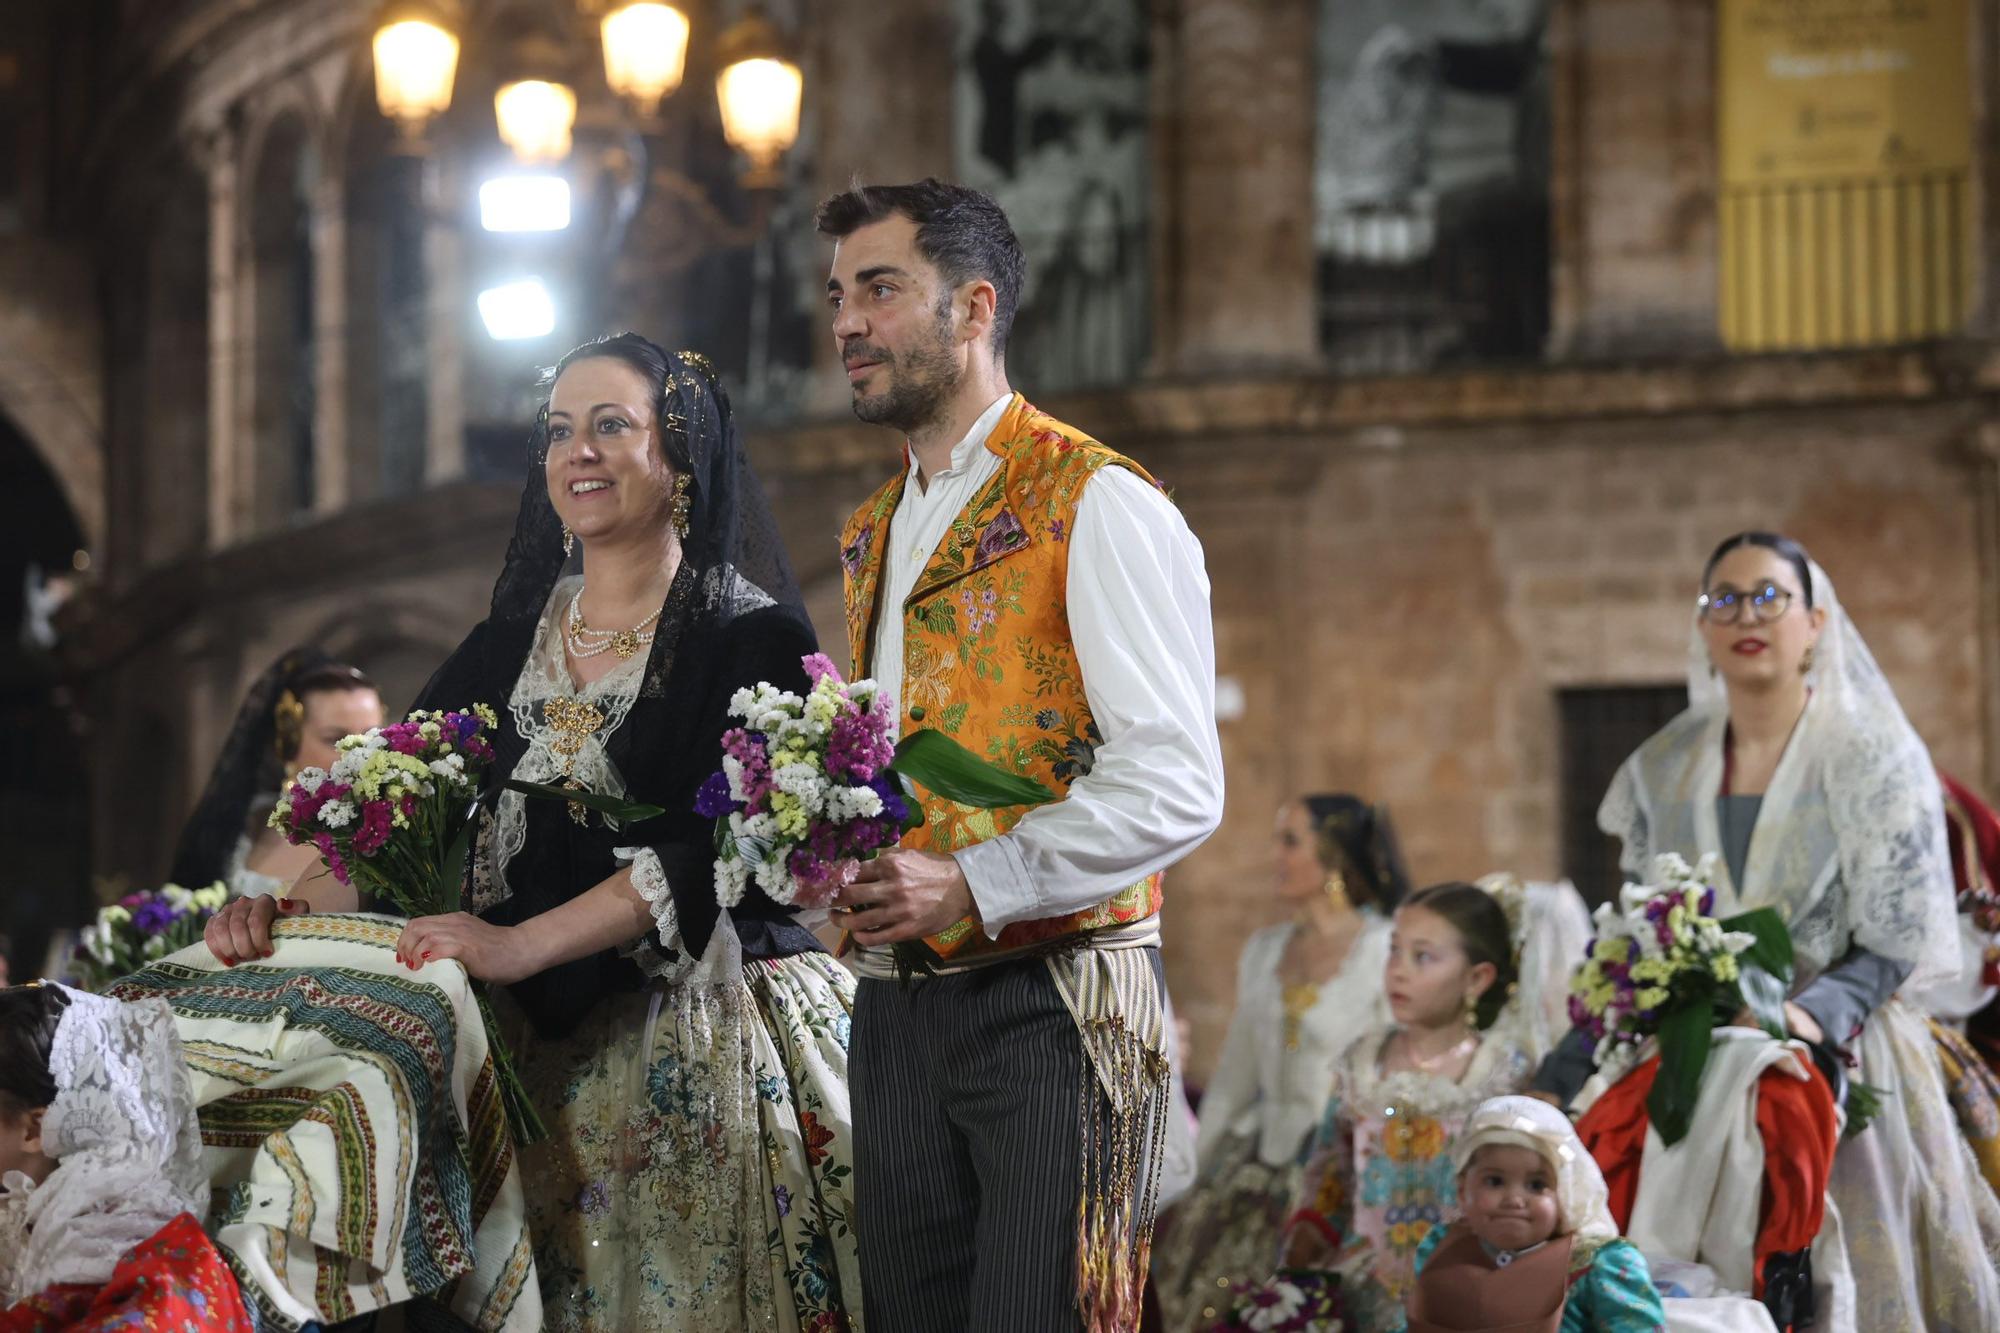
[501,954,860,1333]
[490,576,863,1332]
[1282,1028,1532,1333]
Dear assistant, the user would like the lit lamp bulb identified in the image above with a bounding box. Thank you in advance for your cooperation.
[494,79,578,165]
[602,3,691,116]
[372,17,460,140]
[715,12,802,189]
[478,278,557,341]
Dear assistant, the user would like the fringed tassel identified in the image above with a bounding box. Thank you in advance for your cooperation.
[1074,1013,1172,1333]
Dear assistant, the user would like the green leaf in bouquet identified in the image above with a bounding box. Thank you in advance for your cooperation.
[1843,1080,1886,1141]
[1720,907,1793,984]
[1647,998,1718,1147]
[892,729,1055,809]
[893,769,926,834]
[437,792,484,915]
[505,779,665,824]
[1735,961,1790,1041]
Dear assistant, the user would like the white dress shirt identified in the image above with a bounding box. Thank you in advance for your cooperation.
[868,394,1225,936]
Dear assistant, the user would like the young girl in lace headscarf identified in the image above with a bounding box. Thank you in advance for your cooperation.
[1408,1095,1664,1332]
[0,983,252,1330]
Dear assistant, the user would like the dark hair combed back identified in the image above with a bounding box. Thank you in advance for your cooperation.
[541,332,693,473]
[0,985,69,1118]
[1403,882,1517,1030]
[292,664,376,698]
[1300,794,1411,912]
[815,178,1028,358]
[1702,531,1815,610]
[274,661,375,764]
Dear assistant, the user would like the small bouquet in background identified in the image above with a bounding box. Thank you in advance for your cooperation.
[1569,851,1793,1145]
[1208,1270,1345,1332]
[271,705,500,916]
[698,653,1052,977]
[71,882,228,992]
[270,703,549,1143]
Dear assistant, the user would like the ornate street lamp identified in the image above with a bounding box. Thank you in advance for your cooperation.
[494,79,579,164]
[370,2,462,145]
[371,1,803,185]
[714,10,803,190]
[600,3,692,118]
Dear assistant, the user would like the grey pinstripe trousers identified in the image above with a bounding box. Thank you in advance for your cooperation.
[852,950,1159,1332]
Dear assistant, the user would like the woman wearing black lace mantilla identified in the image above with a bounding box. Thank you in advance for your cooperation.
[204,334,861,1332]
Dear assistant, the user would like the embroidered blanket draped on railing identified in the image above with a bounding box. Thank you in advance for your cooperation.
[109,914,540,1332]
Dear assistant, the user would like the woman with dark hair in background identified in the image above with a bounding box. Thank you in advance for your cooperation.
[1155,794,1408,1333]
[170,646,382,897]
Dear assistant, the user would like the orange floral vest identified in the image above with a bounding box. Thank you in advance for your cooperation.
[839,394,1165,961]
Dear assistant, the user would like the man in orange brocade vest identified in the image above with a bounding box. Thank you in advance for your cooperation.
[817,180,1224,1332]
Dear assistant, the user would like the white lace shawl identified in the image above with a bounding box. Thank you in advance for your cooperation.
[1332,1019,1533,1123]
[1196,916,1394,1169]
[483,574,740,985]
[1599,558,1959,989]
[0,986,208,1302]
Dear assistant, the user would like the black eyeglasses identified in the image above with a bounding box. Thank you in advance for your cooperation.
[1696,581,1794,626]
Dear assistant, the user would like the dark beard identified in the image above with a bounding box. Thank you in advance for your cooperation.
[849,321,963,434]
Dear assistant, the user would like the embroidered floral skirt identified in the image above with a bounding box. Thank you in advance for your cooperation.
[504,952,861,1332]
[1834,998,2000,1333]
[1152,1131,1302,1333]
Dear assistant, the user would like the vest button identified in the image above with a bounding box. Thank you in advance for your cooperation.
[909,705,927,722]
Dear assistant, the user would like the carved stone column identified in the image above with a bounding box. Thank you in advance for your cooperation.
[197,119,244,549]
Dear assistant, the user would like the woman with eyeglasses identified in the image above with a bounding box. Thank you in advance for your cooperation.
[1530,531,2000,1331]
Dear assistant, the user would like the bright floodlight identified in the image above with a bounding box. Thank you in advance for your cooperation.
[479,175,571,232]
[478,278,556,340]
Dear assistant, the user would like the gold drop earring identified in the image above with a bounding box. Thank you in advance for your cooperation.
[563,525,575,558]
[1324,869,1349,911]
[670,474,692,539]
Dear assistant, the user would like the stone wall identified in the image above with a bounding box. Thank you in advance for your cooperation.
[10,0,2000,1084]
[741,356,2000,1078]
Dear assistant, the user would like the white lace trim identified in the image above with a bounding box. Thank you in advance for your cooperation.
[0,987,208,1302]
[485,575,648,909]
[1335,1018,1533,1121]
[225,831,289,900]
[615,846,693,983]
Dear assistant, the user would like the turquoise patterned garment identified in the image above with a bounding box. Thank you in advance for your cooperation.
[1412,1229,1666,1333]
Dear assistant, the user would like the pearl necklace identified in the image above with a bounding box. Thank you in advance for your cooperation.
[565,589,663,660]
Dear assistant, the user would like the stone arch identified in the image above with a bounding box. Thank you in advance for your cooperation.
[0,246,105,549]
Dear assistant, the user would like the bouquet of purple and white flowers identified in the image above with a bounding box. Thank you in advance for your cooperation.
[698,654,1052,963]
[71,882,229,992]
[697,654,913,910]
[1568,851,1793,1145]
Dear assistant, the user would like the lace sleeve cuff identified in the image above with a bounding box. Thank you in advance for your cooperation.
[614,846,690,981]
